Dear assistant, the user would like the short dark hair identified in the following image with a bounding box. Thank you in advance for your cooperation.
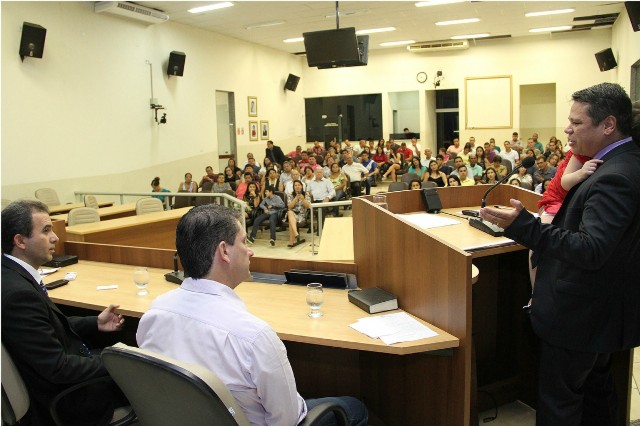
[2,200,49,254]
[571,83,632,136]
[176,204,241,279]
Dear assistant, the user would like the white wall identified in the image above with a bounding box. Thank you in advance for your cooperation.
[1,2,305,202]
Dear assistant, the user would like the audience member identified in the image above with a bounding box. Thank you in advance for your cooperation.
[448,175,461,186]
[409,137,422,158]
[359,151,379,192]
[279,160,294,188]
[509,178,521,186]
[398,142,413,160]
[447,138,463,154]
[510,131,524,153]
[516,165,534,188]
[265,140,286,166]
[199,166,216,188]
[311,141,325,156]
[284,169,305,196]
[533,155,556,185]
[342,154,371,196]
[482,167,499,185]
[501,140,520,169]
[261,168,281,196]
[178,172,198,193]
[467,154,483,182]
[426,160,447,187]
[457,143,472,165]
[307,168,336,224]
[243,182,260,222]
[420,148,436,167]
[243,152,261,170]
[457,165,475,186]
[297,151,311,170]
[286,180,310,248]
[449,157,465,177]
[437,154,453,176]
[287,145,303,163]
[212,173,232,193]
[137,204,368,425]
[227,158,242,179]
[247,187,285,246]
[223,166,238,189]
[475,146,487,170]
[151,176,170,209]
[531,133,544,153]
[491,155,508,179]
[235,172,257,200]
[302,166,315,186]
[409,179,422,190]
[407,156,427,180]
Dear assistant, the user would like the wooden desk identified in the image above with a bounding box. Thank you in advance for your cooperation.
[65,207,191,249]
[51,203,137,224]
[316,217,354,262]
[48,201,113,214]
[46,260,459,356]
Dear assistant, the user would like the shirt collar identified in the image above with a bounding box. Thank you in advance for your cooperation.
[180,277,244,303]
[3,253,43,283]
[593,136,633,160]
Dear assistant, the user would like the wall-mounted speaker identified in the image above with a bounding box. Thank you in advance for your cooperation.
[284,74,300,92]
[19,22,46,61]
[626,1,640,32]
[595,48,617,72]
[167,51,186,77]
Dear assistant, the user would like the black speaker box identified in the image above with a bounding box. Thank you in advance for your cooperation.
[167,51,186,77]
[595,48,617,72]
[284,74,300,91]
[19,22,46,60]
[626,2,640,32]
[421,188,442,213]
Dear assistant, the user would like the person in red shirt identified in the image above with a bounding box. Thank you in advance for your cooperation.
[397,142,413,161]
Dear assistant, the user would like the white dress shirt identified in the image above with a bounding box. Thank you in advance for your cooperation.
[137,278,307,426]
[306,177,336,201]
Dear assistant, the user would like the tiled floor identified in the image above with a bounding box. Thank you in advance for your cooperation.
[249,181,639,423]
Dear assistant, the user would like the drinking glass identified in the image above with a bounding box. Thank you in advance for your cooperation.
[306,283,324,318]
[373,194,388,210]
[133,267,150,296]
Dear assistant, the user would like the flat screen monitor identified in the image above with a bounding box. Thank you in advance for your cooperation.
[303,28,360,68]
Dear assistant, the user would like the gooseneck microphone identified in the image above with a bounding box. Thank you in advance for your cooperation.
[481,156,535,207]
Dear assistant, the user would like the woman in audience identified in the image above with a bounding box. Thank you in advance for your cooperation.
[323,156,335,177]
[425,160,447,187]
[438,147,451,163]
[329,162,347,203]
[548,153,560,168]
[212,173,232,193]
[516,165,533,188]
[482,167,499,185]
[286,180,310,248]
[302,166,314,186]
[491,155,508,179]
[457,143,472,165]
[243,182,261,222]
[261,167,281,196]
[382,148,407,181]
[525,148,536,159]
[409,179,422,190]
[408,156,427,180]
[177,172,198,193]
[151,177,170,209]
[509,178,521,187]
[448,175,461,186]
[324,146,339,165]
[260,157,280,177]
[223,166,237,184]
[475,146,487,170]
[228,158,242,179]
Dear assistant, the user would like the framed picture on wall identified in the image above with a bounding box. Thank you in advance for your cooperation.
[248,96,258,117]
[249,121,259,141]
[260,120,269,140]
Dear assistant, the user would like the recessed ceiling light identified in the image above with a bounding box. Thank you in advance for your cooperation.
[416,0,465,6]
[436,18,480,26]
[380,40,416,47]
[525,9,575,17]
[356,27,396,35]
[188,2,234,14]
[451,33,490,39]
[529,26,572,33]
[245,21,285,30]
[283,37,305,43]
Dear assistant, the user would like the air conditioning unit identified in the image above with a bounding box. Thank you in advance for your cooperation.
[407,40,469,52]
[94,2,169,24]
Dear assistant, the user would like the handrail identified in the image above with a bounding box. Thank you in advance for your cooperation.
[74,191,248,230]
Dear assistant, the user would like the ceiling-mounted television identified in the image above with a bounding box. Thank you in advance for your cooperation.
[303,28,368,69]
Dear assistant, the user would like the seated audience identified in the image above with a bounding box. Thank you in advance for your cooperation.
[212,173,232,193]
[307,168,336,225]
[457,166,476,186]
[491,155,508,179]
[247,187,285,246]
[482,167,499,185]
[302,166,315,187]
[448,175,461,186]
[235,172,257,200]
[284,169,305,196]
[533,155,557,186]
[342,154,370,197]
[409,179,422,190]
[509,178,521,187]
[178,172,198,193]
[286,180,310,248]
[199,166,216,188]
[516,165,534,188]
[425,160,447,187]
[151,176,170,209]
[261,168,281,196]
[408,156,427,180]
[243,182,261,222]
[227,158,242,180]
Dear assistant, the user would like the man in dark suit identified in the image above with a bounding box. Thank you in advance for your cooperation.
[265,139,286,167]
[480,83,640,425]
[1,200,128,425]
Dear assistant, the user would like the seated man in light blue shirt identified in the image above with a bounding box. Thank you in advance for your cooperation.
[307,167,337,220]
[137,204,367,426]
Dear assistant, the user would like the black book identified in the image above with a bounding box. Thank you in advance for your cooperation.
[348,287,398,314]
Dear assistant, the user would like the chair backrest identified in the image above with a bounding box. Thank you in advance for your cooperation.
[173,192,192,209]
[136,198,164,215]
[200,181,213,193]
[84,195,99,209]
[102,343,250,426]
[421,181,437,189]
[401,173,420,184]
[34,188,60,206]
[67,207,101,226]
[1,344,30,426]
[388,182,408,192]
[520,181,533,191]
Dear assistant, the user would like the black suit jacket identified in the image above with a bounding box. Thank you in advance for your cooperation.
[266,145,286,166]
[505,141,640,353]
[1,256,109,424]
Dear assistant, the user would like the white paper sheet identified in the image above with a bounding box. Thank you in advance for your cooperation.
[397,213,460,229]
[349,312,439,345]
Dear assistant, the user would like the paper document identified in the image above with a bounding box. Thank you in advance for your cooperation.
[397,213,460,229]
[350,312,439,345]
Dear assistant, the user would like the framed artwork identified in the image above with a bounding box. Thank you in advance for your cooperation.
[249,121,259,141]
[248,96,258,117]
[260,120,269,140]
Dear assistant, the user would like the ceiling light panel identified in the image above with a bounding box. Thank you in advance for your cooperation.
[436,18,480,26]
[188,2,234,14]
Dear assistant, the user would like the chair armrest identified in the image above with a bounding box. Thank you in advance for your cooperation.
[299,401,349,426]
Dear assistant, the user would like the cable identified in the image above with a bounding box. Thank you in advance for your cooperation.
[478,390,498,422]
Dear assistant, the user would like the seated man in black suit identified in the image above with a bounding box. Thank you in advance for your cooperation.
[1,200,128,426]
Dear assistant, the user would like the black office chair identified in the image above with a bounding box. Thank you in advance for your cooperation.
[102,343,348,426]
[196,182,214,206]
[421,181,438,189]
[388,182,409,192]
[173,191,192,208]
[401,173,421,184]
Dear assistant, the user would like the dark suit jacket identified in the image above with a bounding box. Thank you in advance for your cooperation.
[266,145,286,166]
[1,256,110,424]
[505,141,640,353]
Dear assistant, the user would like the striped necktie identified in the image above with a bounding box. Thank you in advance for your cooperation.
[38,280,49,296]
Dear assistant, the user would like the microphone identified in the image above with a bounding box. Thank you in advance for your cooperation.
[470,156,535,237]
[481,156,535,208]
[164,252,186,284]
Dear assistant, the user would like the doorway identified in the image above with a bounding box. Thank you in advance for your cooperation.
[216,91,237,172]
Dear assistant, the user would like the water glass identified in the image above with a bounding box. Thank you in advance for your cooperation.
[133,267,150,296]
[306,283,324,318]
[373,194,388,210]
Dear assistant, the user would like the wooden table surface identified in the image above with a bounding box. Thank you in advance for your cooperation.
[46,261,459,355]
[48,201,113,214]
[316,216,354,262]
[51,202,137,223]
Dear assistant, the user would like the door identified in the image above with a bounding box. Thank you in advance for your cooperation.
[216,91,236,172]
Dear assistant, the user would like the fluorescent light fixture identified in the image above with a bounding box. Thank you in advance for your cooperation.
[436,18,480,26]
[356,27,396,35]
[283,37,305,43]
[525,9,574,17]
[416,0,465,6]
[380,40,416,47]
[529,25,572,33]
[451,33,490,39]
[325,9,369,18]
[245,20,285,30]
[188,2,234,14]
